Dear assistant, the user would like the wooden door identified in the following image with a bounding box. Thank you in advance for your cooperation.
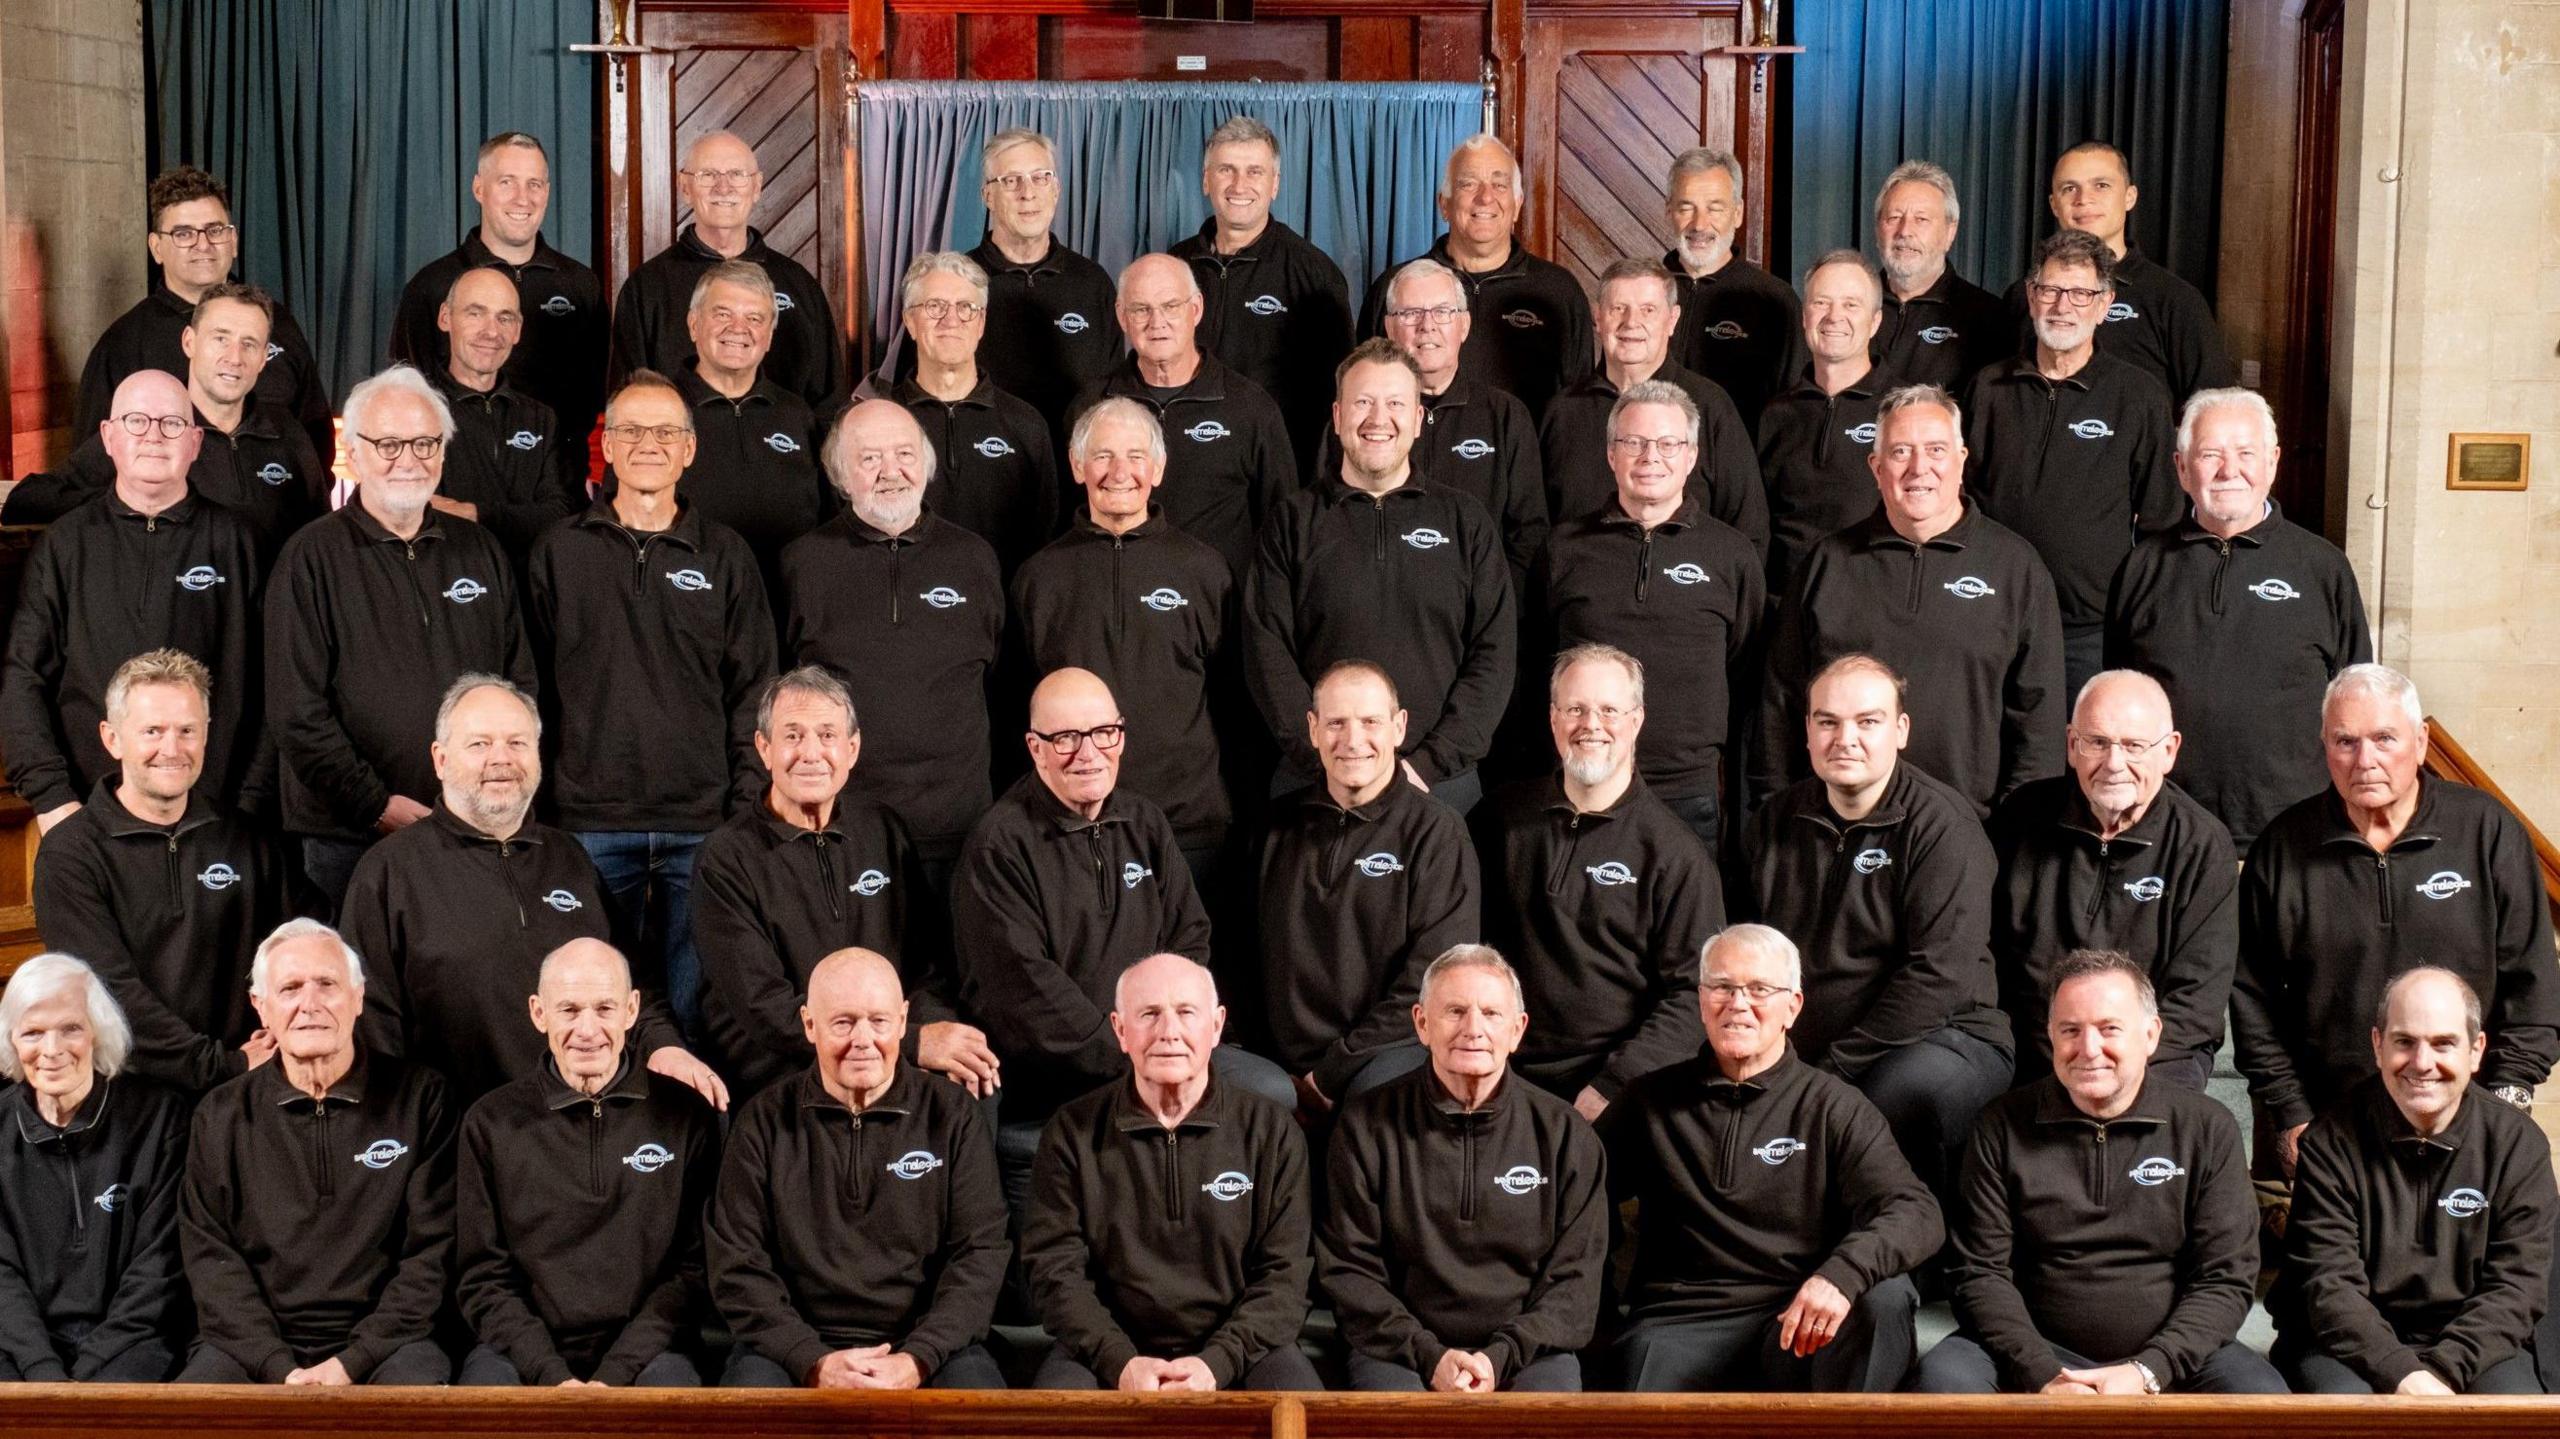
[2279,0,2344,537]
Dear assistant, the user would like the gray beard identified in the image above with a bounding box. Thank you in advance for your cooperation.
[852,493,924,532]
[1562,751,1618,788]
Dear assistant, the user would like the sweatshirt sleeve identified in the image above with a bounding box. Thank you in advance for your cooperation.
[454,1108,572,1384]
[1197,1116,1313,1388]
[2155,824,2240,1064]
[891,1096,1008,1378]
[1698,390,1772,561]
[1945,1109,2061,1389]
[181,1101,297,1382]
[705,1102,831,1382]
[1241,510,1315,759]
[1750,565,1816,809]
[0,537,79,813]
[1997,556,2069,806]
[2286,1116,2426,1389]
[2229,846,2314,1131]
[592,1103,720,1385]
[35,838,243,1091]
[1314,821,1479,1097]
[2128,388,2182,537]
[1409,511,1517,783]
[0,1183,67,1379]
[1022,1117,1144,1383]
[266,542,397,831]
[1593,834,1718,1100]
[951,839,1122,1088]
[1314,1119,1444,1376]
[1822,810,1997,1081]
[2134,1109,2257,1386]
[343,860,413,1063]
[1493,395,1549,587]
[2418,1130,2556,1390]
[691,837,816,1079]
[336,1075,457,1380]
[606,274,647,395]
[2479,806,2560,1093]
[1810,1089,1945,1302]
[1480,1115,1608,1382]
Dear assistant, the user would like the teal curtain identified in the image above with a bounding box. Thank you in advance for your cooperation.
[144,0,598,405]
[1788,0,2227,298]
[858,80,1481,353]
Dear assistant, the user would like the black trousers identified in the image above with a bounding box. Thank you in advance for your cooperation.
[1034,1344,1322,1391]
[1848,1025,2014,1227]
[1347,1350,1582,1392]
[0,1337,174,1382]
[2286,1347,2541,1395]
[1615,1274,1919,1393]
[456,1342,705,1386]
[173,1337,452,1385]
[1916,1332,2287,1394]
[719,1341,1007,1389]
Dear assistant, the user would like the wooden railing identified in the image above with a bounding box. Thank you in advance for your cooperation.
[2426,717,2560,930]
[6,1388,2560,1439]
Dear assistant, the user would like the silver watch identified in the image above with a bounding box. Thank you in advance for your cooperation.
[2132,1359,2162,1394]
[2492,1084,2536,1112]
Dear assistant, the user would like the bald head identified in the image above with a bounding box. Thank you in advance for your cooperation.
[2072,669,2172,729]
[807,947,904,1016]
[1115,951,1218,1014]
[112,368,191,422]
[441,267,523,385]
[1029,667,1118,732]
[539,937,632,996]
[2068,669,2180,824]
[531,938,640,1091]
[1117,253,1203,367]
[802,945,909,1103]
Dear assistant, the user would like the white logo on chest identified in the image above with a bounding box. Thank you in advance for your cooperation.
[1753,1137,1805,1166]
[1202,1170,1255,1201]
[622,1143,674,1174]
[2128,1157,2186,1186]
[1495,1165,1548,1195]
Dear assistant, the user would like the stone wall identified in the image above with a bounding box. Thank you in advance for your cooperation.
[0,0,147,479]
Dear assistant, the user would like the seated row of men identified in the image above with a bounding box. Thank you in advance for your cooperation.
[4,922,2542,1396]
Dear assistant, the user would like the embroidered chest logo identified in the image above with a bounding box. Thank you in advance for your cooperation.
[763,432,802,455]
[354,1139,410,1169]
[1704,319,1749,341]
[1201,1170,1255,1201]
[541,295,576,316]
[666,568,713,593]
[1495,1165,1548,1195]
[2414,871,2472,901]
[772,291,797,313]
[1354,852,1404,878]
[622,1143,674,1174]
[851,869,891,897]
[887,1150,944,1180]
[1845,422,1879,445]
[1183,419,1232,443]
[1055,311,1092,335]
[1661,563,1710,586]
[1139,587,1189,612]
[1852,848,1893,875]
[2104,301,2138,323]
[1918,325,1958,345]
[93,1182,130,1213]
[541,889,584,913]
[1585,860,1636,887]
[1451,437,1496,460]
[1942,576,1996,600]
[2067,419,2116,441]
[1245,294,1288,316]
[972,435,1016,459]
[919,587,968,609]
[1753,1137,1805,1166]
[264,342,284,362]
[1122,861,1153,890]
[2123,875,2166,903]
[1401,528,1451,550]
[256,462,292,485]
[506,429,541,451]
[2247,578,2301,602]
[197,863,242,892]
[2127,1157,2186,1186]
[1500,309,1544,330]
[443,577,489,604]
[2439,1187,2488,1219]
[177,565,227,592]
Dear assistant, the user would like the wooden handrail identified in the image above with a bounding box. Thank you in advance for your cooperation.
[2425,717,2560,930]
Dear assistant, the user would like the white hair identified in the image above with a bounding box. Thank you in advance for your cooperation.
[1418,944,1526,1013]
[1439,133,1524,201]
[342,363,457,444]
[1070,397,1166,469]
[1117,253,1201,304]
[900,250,990,311]
[1112,953,1219,1014]
[434,673,541,746]
[1385,257,1463,311]
[1702,924,1803,992]
[0,953,133,1081]
[1874,159,1962,227]
[2176,386,2279,456]
[2323,663,2424,734]
[249,918,367,999]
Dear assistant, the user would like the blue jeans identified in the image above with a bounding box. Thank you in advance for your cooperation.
[575,831,707,1045]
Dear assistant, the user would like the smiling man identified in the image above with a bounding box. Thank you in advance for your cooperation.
[966,128,1120,450]
[1658,147,1799,426]
[421,266,578,557]
[1756,251,1890,595]
[1868,161,2006,389]
[673,260,830,601]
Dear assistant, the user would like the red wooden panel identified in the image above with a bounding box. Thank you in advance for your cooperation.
[1338,16,1413,81]
[963,14,1039,77]
[1416,13,1482,82]
[889,11,960,77]
[1044,16,1331,80]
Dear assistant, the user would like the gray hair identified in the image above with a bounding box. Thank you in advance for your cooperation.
[757,665,858,738]
[2044,948,2159,1018]
[2176,386,2279,456]
[1873,383,1964,456]
[342,363,457,445]
[1070,397,1166,469]
[1418,944,1526,1014]
[539,939,633,994]
[1439,133,1524,201]
[434,673,541,746]
[1874,159,1962,227]
[981,127,1056,181]
[2377,965,2484,1043]
[0,954,133,1081]
[1205,114,1279,159]
[2324,662,2424,734]
[899,250,990,311]
[1112,952,1219,1014]
[249,917,367,999]
[2070,667,2172,723]
[689,258,775,317]
[1117,253,1201,304]
[822,404,938,499]
[1608,379,1702,449]
[1668,145,1745,206]
[1803,247,1884,309]
[1702,924,1802,993]
[1550,642,1646,710]
[1385,257,1463,311]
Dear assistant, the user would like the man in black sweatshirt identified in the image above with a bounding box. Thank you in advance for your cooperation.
[1660,147,1800,428]
[1246,340,1515,810]
[1757,252,1889,597]
[708,948,1011,1389]
[782,400,1004,865]
[1603,923,1940,1391]
[421,267,580,557]
[675,262,832,608]
[1,369,266,829]
[1319,945,1605,1391]
[1260,662,1481,1109]
[2235,664,2559,1180]
[529,372,777,1044]
[343,677,723,1112]
[1919,952,2280,1394]
[2275,967,2554,1394]
[1989,671,2236,1090]
[32,650,294,1092]
[609,130,840,410]
[967,129,1122,454]
[2104,386,2371,848]
[455,939,721,1386]
[693,667,980,1100]
[177,919,456,1384]
[1870,162,2009,391]
[1472,644,1721,1122]
[1368,260,1549,587]
[264,363,537,904]
[889,251,1059,579]
[1025,953,1317,1390]
[1737,654,2014,1217]
[1755,382,2067,816]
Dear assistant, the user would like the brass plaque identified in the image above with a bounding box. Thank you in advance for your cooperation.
[2447,432,2530,491]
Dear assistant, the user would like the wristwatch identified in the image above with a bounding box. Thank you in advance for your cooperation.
[2492,1084,2537,1112]
[2132,1359,2162,1395]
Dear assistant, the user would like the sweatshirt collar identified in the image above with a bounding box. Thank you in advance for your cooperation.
[541,1050,649,1111]
[1103,350,1233,405]
[1786,763,1915,838]
[1425,1068,1519,1128]
[1883,264,1976,309]
[2027,1072,2171,1132]
[1851,500,1980,553]
[677,366,785,411]
[2174,499,2282,547]
[573,494,707,550]
[1598,495,1701,534]
[85,776,222,842]
[2057,782,2167,850]
[1068,506,1166,541]
[890,374,998,411]
[342,502,446,547]
[2365,1075,2475,1156]
[971,232,1076,278]
[1112,1071,1226,1134]
[794,1064,915,1121]
[105,487,200,526]
[1031,779,1132,836]
[12,1075,112,1144]
[261,1046,372,1110]
[460,226,569,274]
[1540,771,1650,824]
[677,224,771,264]
[428,801,545,850]
[1188,216,1300,263]
[1429,234,1531,283]
[2312,777,2446,853]
[1700,1046,1804,1100]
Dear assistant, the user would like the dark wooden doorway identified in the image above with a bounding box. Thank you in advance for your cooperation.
[2278,0,2344,538]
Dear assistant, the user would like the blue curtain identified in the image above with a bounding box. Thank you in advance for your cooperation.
[1788,0,2228,298]
[857,80,1481,353]
[143,0,598,405]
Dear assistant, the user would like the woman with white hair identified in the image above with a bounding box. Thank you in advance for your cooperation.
[0,952,192,1380]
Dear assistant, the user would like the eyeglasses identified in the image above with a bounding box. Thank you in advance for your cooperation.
[906,299,984,323]
[681,167,759,192]
[1384,304,1464,327]
[113,412,197,439]
[2069,731,2175,762]
[1121,302,1193,325]
[1553,703,1634,725]
[1031,722,1126,757]
[1608,436,1692,459]
[355,433,445,463]
[2027,282,2108,309]
[1703,980,1795,1003]
[155,223,236,248]
[604,423,692,447]
[987,169,1057,194]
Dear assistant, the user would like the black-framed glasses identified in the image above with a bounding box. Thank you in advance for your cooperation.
[2027,281,2107,309]
[906,299,984,323]
[155,222,236,248]
[2069,731,2175,763]
[604,423,692,447]
[355,433,445,463]
[1384,304,1464,326]
[1031,722,1126,757]
[113,412,197,439]
[1608,436,1692,459]
[1703,980,1796,1004]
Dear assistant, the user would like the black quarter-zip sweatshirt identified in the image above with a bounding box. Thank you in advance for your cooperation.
[781,508,1004,860]
[1950,1076,2258,1390]
[1961,352,2179,628]
[180,1050,456,1381]
[0,487,265,815]
[1025,1074,1311,1385]
[1753,364,1889,597]
[1738,762,2011,1079]
[344,806,678,1103]
[1312,375,1551,589]
[76,283,333,460]
[1872,265,2008,391]
[1535,496,1767,801]
[1319,1067,1607,1382]
[264,502,535,840]
[673,367,831,584]
[457,1056,721,1384]
[1257,778,1482,1094]
[1471,774,1723,1099]
[967,233,1122,446]
[1666,252,1801,428]
[527,499,776,833]
[610,225,842,410]
[1360,236,1594,419]
[1244,476,1516,786]
[707,1064,1009,1382]
[0,1076,191,1381]
[1010,509,1234,845]
[951,775,1212,1101]
[32,782,290,1092]
[391,227,611,463]
[1756,503,2067,815]
[425,366,579,558]
[2234,776,2560,1131]
[3,400,327,554]
[2006,248,2238,407]
[1538,360,1771,558]
[890,374,1059,579]
[1173,216,1355,464]
[1988,776,2238,1074]
[2104,503,2372,846]
[1073,351,1298,574]
[2277,1075,2556,1391]
[692,797,956,1096]
[1602,1048,1943,1322]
